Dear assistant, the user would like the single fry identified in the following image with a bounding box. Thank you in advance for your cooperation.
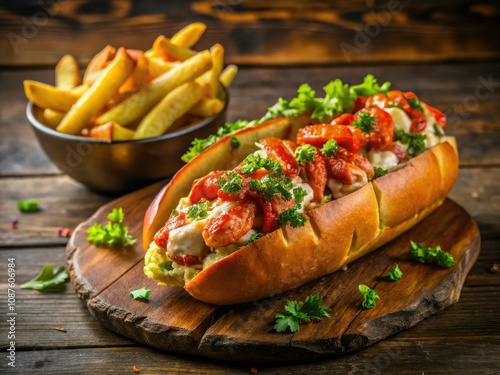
[83,45,116,84]
[171,22,207,48]
[188,97,224,117]
[43,108,65,128]
[220,64,238,88]
[89,121,135,141]
[55,55,81,90]
[96,50,212,126]
[71,84,88,97]
[153,35,197,61]
[147,57,179,77]
[119,53,149,94]
[134,81,203,139]
[208,43,225,99]
[57,48,134,135]
[23,80,79,112]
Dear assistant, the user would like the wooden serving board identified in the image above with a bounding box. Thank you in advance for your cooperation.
[67,181,480,362]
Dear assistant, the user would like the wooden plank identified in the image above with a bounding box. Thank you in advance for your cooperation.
[6,338,500,374]
[2,63,499,177]
[1,0,499,67]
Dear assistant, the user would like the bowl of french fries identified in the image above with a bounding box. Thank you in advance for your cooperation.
[24,23,237,193]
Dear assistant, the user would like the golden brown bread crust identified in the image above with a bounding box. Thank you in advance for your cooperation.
[184,140,459,305]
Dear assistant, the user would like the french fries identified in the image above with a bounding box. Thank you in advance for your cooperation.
[23,23,237,140]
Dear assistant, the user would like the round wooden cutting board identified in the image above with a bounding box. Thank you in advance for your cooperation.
[67,181,480,362]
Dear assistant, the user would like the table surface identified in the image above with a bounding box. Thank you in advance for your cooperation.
[0,1,499,374]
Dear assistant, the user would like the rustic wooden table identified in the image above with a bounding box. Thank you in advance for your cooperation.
[1,1,499,374]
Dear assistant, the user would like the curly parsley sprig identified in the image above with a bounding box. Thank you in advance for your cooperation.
[217,171,243,194]
[409,241,455,268]
[359,284,380,309]
[274,294,331,333]
[394,130,427,157]
[87,208,136,247]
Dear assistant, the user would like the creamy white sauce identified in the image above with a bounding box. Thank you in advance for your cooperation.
[422,107,444,148]
[384,107,412,132]
[367,150,399,171]
[327,169,368,199]
[290,176,314,211]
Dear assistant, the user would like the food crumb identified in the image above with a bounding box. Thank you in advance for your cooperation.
[471,191,479,199]
[53,327,67,332]
[342,264,348,271]
[133,365,140,373]
[489,263,499,273]
[11,218,18,230]
[250,367,258,374]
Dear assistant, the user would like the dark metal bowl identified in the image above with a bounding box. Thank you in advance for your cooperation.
[26,96,228,194]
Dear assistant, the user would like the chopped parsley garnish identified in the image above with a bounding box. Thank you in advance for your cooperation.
[352,111,376,134]
[158,261,174,271]
[277,206,307,228]
[240,153,283,177]
[249,175,293,201]
[217,171,243,194]
[404,95,424,111]
[242,232,264,247]
[320,139,339,157]
[181,135,218,163]
[292,187,308,205]
[433,123,443,137]
[21,264,69,291]
[230,137,240,149]
[359,284,380,309]
[274,294,331,333]
[409,241,455,268]
[295,144,316,164]
[130,287,151,301]
[87,208,136,247]
[18,199,39,213]
[187,201,210,220]
[394,130,427,157]
[216,119,257,137]
[372,166,388,179]
[383,264,403,281]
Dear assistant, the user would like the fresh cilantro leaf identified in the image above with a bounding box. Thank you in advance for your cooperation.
[350,74,391,97]
[409,241,455,268]
[158,261,174,271]
[217,171,243,194]
[86,208,136,247]
[277,206,307,228]
[394,130,427,157]
[21,264,69,291]
[230,137,240,149]
[18,199,39,213]
[404,95,424,111]
[274,294,331,333]
[321,139,339,157]
[359,284,380,309]
[372,166,388,180]
[383,264,403,281]
[130,287,151,301]
[292,187,308,205]
[352,111,376,134]
[187,201,210,220]
[433,123,443,137]
[240,153,283,177]
[295,144,316,164]
[181,135,218,163]
[242,232,264,247]
[249,175,293,201]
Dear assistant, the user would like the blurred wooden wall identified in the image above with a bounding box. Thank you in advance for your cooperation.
[0,0,499,67]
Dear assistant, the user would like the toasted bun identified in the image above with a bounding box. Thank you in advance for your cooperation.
[184,140,458,304]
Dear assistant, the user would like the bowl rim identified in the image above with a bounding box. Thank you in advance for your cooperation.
[26,87,229,145]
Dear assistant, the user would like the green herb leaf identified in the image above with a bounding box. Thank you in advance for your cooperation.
[292,187,308,205]
[372,166,389,180]
[312,79,355,120]
[249,175,293,201]
[217,171,243,194]
[217,119,257,137]
[230,136,240,149]
[320,139,339,157]
[187,201,210,220]
[352,111,376,134]
[295,144,316,164]
[359,284,380,309]
[21,264,69,291]
[409,241,455,268]
[349,74,391,97]
[404,95,424,111]
[86,208,136,247]
[383,264,403,281]
[181,135,218,163]
[274,294,331,333]
[277,206,307,228]
[394,130,427,157]
[158,261,174,271]
[433,123,443,137]
[171,209,179,216]
[18,199,39,213]
[242,232,264,247]
[130,287,151,301]
[240,153,283,177]
[261,84,318,122]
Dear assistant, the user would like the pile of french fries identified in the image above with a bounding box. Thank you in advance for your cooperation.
[23,23,238,141]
